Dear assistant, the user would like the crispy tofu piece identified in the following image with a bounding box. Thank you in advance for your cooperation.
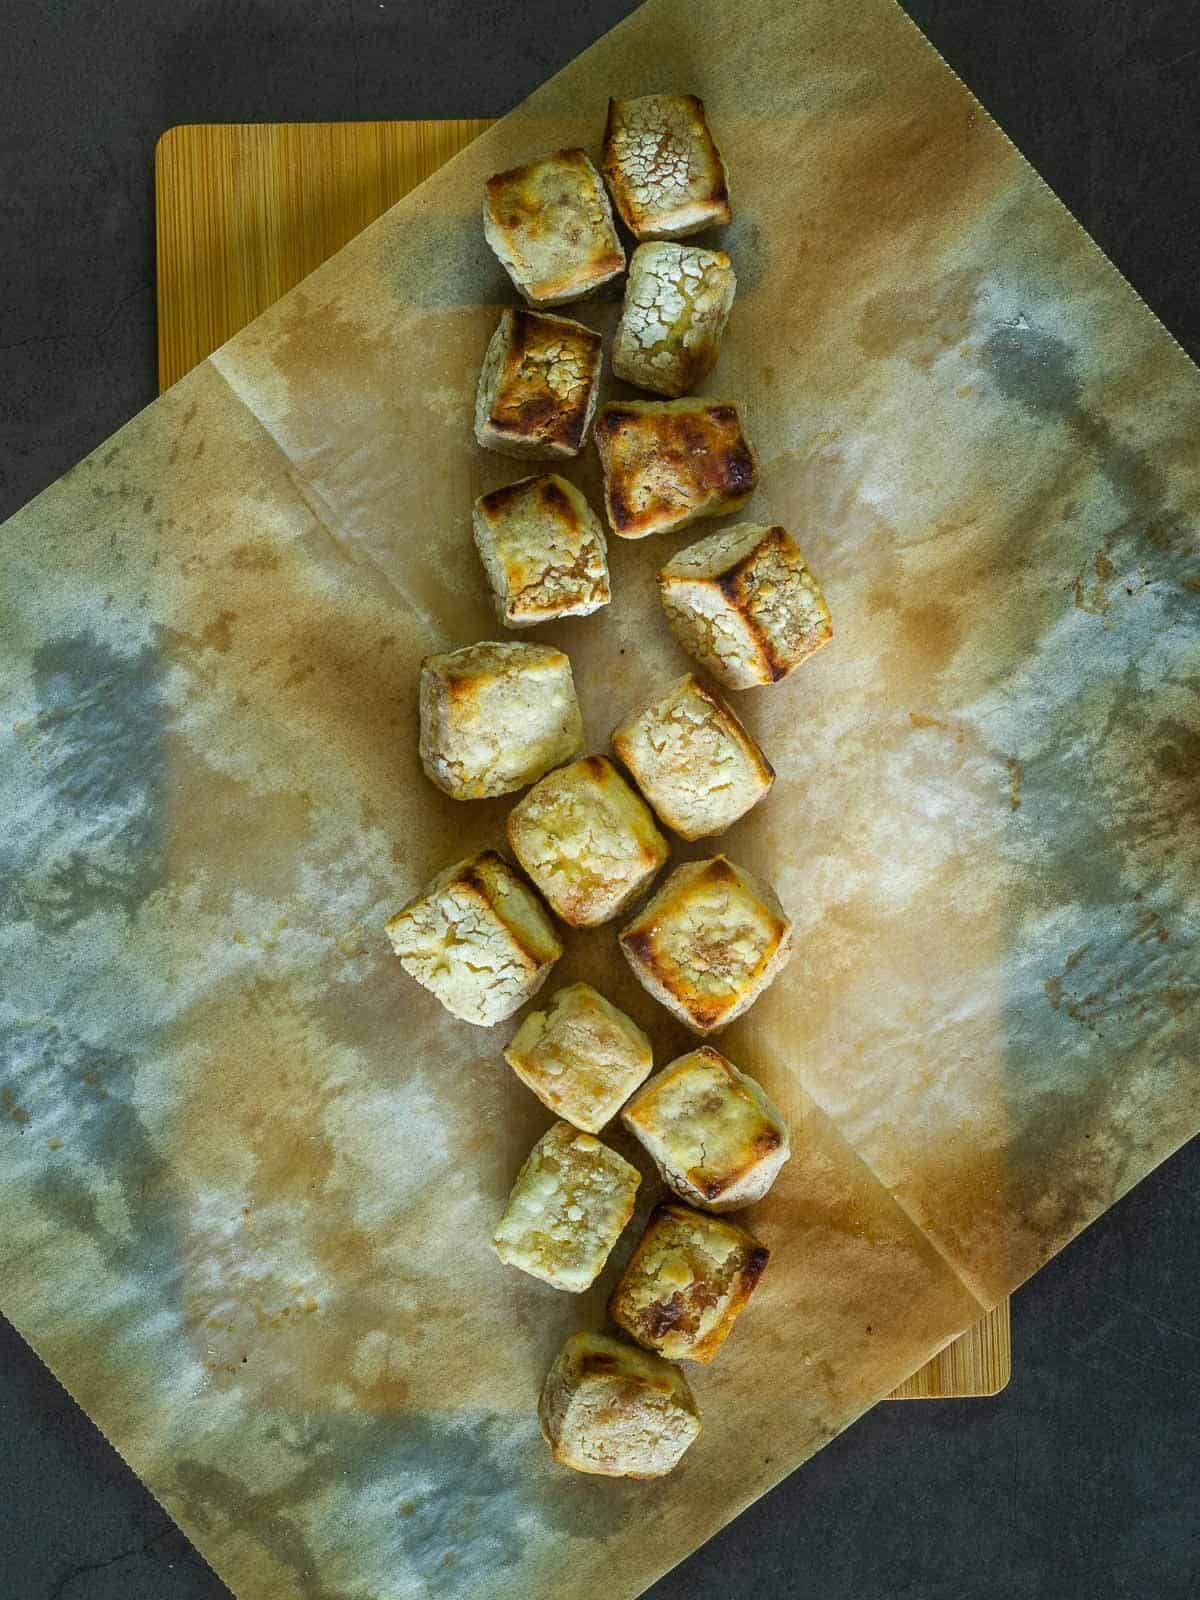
[659,523,833,690]
[618,855,792,1034]
[602,94,731,240]
[507,755,669,928]
[492,1121,640,1292]
[593,398,758,539]
[386,850,561,1027]
[418,640,582,801]
[472,474,610,628]
[539,1329,700,1477]
[505,982,653,1133]
[612,242,736,397]
[609,1202,769,1364]
[612,672,774,840]
[475,308,603,459]
[621,1046,790,1211]
[483,148,626,307]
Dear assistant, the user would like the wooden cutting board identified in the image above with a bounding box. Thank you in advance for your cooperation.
[154,120,1010,1400]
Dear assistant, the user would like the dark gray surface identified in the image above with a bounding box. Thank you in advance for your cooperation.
[1,1,1198,1596]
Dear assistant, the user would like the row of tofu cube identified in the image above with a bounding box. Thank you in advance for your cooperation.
[474,109,828,672]
[490,987,786,1482]
[396,676,794,1032]
[496,980,786,1481]
[479,102,739,470]
[388,98,816,1478]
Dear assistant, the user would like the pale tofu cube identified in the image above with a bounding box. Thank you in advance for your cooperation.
[475,308,602,459]
[539,1329,700,1477]
[602,94,731,240]
[621,1046,790,1211]
[619,855,792,1033]
[507,755,669,927]
[418,640,582,801]
[386,850,561,1027]
[593,398,757,539]
[505,982,653,1133]
[659,523,832,690]
[612,673,774,840]
[492,1121,640,1292]
[483,148,625,307]
[473,474,610,628]
[609,1202,769,1364]
[612,242,736,398]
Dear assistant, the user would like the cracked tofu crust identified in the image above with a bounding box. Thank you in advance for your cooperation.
[619,855,792,1033]
[621,1046,790,1211]
[612,242,736,397]
[609,1203,769,1364]
[492,1120,640,1292]
[475,308,603,458]
[507,754,670,928]
[659,522,833,689]
[473,474,610,628]
[602,94,731,240]
[483,148,626,307]
[419,640,582,800]
[539,1330,700,1477]
[385,850,561,1027]
[593,398,758,539]
[612,672,774,840]
[505,982,653,1133]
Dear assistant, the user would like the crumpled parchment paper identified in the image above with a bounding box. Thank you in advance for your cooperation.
[2,1,1197,1595]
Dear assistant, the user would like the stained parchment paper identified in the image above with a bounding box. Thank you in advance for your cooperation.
[2,1,1198,1596]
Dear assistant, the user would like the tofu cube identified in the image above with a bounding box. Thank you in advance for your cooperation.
[418,640,582,800]
[386,850,561,1027]
[483,148,626,307]
[505,982,653,1133]
[612,672,774,840]
[621,1046,790,1211]
[619,856,792,1034]
[609,1202,769,1364]
[593,398,757,539]
[475,308,602,459]
[612,242,736,398]
[473,474,610,628]
[539,1329,700,1477]
[507,755,669,928]
[492,1120,640,1292]
[659,523,833,690]
[602,94,731,240]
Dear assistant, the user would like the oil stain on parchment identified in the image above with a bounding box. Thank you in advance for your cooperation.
[4,633,166,930]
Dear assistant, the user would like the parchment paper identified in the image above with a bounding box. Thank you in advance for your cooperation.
[2,1,1198,1595]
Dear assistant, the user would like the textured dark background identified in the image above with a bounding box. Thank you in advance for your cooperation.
[2,1,1198,1596]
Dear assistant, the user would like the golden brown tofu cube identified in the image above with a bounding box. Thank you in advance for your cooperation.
[505,982,653,1133]
[418,640,582,801]
[475,308,603,459]
[612,242,736,398]
[386,850,561,1027]
[621,1046,790,1211]
[609,1203,769,1364]
[612,672,774,840]
[602,94,731,240]
[472,474,610,628]
[593,398,757,539]
[491,1121,640,1292]
[659,523,833,689]
[619,856,792,1033]
[483,148,626,307]
[539,1330,700,1477]
[507,755,669,928]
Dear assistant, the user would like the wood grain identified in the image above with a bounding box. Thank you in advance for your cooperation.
[155,119,494,388]
[154,119,1010,1400]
